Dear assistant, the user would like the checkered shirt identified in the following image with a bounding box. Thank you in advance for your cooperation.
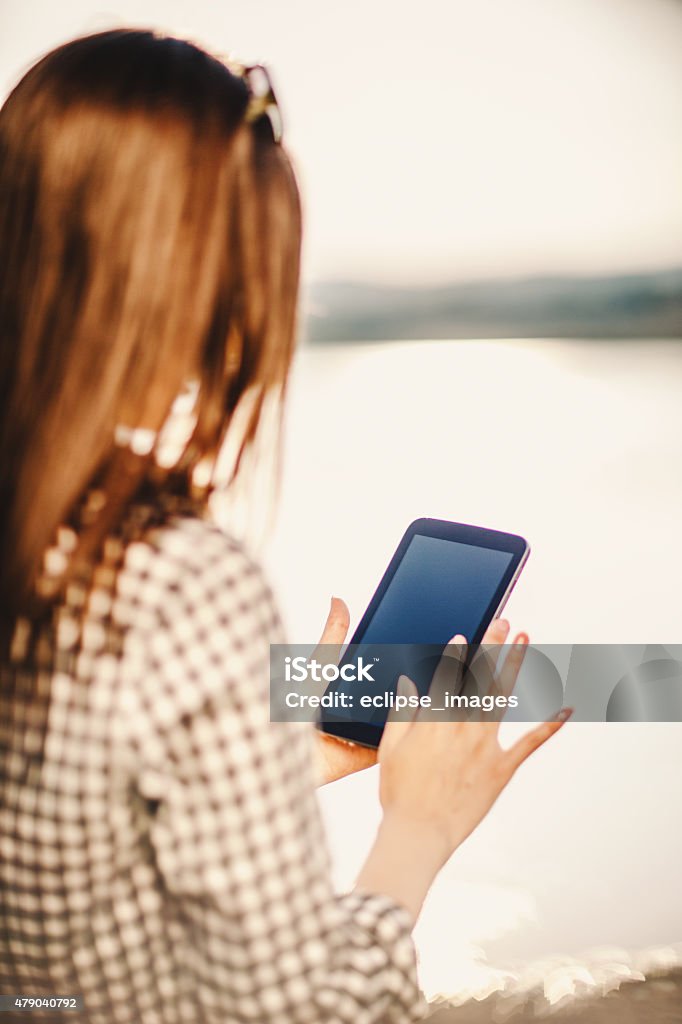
[0,513,428,1023]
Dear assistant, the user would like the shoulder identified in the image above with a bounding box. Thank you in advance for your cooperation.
[112,514,283,731]
[116,514,277,629]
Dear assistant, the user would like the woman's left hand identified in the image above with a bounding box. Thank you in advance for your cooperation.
[313,597,378,786]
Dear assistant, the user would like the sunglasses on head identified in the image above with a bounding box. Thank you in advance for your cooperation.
[226,60,283,144]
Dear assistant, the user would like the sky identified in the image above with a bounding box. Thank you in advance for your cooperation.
[1,0,682,285]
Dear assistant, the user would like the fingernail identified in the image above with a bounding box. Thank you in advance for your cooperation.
[452,634,467,645]
[514,633,529,647]
[554,707,573,723]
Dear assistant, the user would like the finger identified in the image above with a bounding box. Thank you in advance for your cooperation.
[469,630,528,717]
[482,618,510,645]
[379,675,418,758]
[466,644,502,708]
[314,596,350,665]
[479,618,511,672]
[388,674,420,722]
[505,707,573,773]
[495,632,529,701]
[442,633,468,664]
[318,596,350,644]
[427,634,467,719]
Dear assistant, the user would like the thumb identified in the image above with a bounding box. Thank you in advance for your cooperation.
[379,675,419,761]
[314,596,350,664]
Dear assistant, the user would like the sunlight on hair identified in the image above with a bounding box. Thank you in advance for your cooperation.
[154,382,199,469]
[210,387,283,545]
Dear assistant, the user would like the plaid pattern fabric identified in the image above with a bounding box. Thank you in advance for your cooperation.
[0,513,427,1023]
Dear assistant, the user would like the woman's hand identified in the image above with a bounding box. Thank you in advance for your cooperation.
[311,610,532,787]
[356,626,572,922]
[313,597,378,785]
[378,626,570,861]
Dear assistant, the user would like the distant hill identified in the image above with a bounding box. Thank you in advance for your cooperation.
[304,269,682,342]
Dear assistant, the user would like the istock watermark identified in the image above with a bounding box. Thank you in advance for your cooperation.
[270,643,682,724]
[284,656,377,683]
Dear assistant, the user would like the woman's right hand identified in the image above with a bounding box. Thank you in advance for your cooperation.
[377,621,570,867]
[355,620,571,922]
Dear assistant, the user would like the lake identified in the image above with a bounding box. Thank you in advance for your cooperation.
[262,338,682,1004]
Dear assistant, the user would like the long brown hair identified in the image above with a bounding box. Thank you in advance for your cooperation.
[0,30,301,643]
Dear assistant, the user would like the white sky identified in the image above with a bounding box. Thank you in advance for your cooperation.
[2,0,682,284]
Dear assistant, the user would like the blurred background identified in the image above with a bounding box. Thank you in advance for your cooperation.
[3,0,682,1018]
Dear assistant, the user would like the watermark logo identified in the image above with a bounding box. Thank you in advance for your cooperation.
[284,655,377,683]
[270,643,682,724]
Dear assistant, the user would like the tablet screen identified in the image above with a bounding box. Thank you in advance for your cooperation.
[356,534,515,646]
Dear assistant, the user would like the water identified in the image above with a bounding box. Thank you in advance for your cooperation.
[263,338,682,1001]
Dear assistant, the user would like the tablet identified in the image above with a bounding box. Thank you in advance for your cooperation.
[319,517,529,747]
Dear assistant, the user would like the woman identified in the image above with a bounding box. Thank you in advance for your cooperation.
[0,30,568,1023]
